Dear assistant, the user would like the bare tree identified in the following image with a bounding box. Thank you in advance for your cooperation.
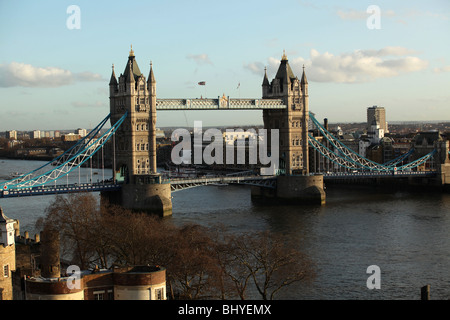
[217,231,315,300]
[37,193,314,300]
[166,224,222,300]
[39,193,100,269]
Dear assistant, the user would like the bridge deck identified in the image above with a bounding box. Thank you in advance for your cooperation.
[165,175,277,192]
[1,183,121,198]
[1,170,438,198]
[322,170,437,179]
[156,98,286,110]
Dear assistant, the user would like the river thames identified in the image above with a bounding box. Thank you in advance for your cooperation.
[1,158,449,299]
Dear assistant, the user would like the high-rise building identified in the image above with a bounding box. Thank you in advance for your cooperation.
[367,106,388,133]
[76,128,87,137]
[6,130,17,140]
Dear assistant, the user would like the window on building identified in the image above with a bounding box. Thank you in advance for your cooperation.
[155,288,164,300]
[3,265,9,277]
[94,291,105,300]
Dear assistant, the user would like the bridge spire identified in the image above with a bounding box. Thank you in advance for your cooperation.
[109,63,117,85]
[301,64,308,85]
[148,61,156,84]
[129,44,135,57]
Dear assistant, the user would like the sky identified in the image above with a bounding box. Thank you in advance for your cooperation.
[0,0,449,131]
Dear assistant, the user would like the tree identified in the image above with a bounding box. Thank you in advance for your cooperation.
[217,231,315,300]
[37,193,315,300]
[38,193,100,270]
[165,224,222,300]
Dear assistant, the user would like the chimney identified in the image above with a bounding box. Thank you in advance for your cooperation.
[324,118,329,131]
[40,229,61,278]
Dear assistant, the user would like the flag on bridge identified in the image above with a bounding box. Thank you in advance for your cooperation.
[198,81,206,85]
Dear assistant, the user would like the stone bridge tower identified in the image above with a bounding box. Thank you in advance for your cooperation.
[262,51,309,175]
[252,52,325,205]
[104,47,172,216]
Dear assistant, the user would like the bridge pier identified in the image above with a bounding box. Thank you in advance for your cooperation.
[251,175,326,205]
[439,164,450,188]
[101,175,172,217]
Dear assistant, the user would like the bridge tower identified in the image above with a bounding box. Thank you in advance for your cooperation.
[262,51,309,175]
[104,47,172,216]
[253,52,325,205]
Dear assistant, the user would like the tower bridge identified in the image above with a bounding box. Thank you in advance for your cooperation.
[1,47,449,216]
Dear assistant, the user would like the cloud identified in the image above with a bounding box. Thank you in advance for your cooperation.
[244,62,265,75]
[336,9,367,21]
[305,48,428,83]
[433,66,450,73]
[0,62,105,88]
[186,54,213,66]
[337,8,396,21]
[248,47,428,83]
[74,72,105,82]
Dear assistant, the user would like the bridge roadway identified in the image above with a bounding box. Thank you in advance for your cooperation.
[0,182,121,198]
[322,170,437,180]
[165,175,277,192]
[0,170,437,198]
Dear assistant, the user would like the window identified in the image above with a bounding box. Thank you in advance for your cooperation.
[3,265,9,277]
[94,291,105,300]
[141,144,145,151]
[155,288,164,300]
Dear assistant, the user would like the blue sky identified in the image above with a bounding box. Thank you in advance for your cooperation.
[0,0,449,131]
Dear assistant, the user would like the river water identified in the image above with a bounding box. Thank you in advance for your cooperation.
[1,158,449,300]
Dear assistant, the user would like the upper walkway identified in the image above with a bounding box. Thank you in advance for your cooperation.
[156,98,286,110]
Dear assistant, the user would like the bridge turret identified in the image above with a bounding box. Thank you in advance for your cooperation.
[109,64,118,96]
[147,61,157,174]
[262,67,270,96]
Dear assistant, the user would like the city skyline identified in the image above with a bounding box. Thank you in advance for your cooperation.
[1,0,449,131]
